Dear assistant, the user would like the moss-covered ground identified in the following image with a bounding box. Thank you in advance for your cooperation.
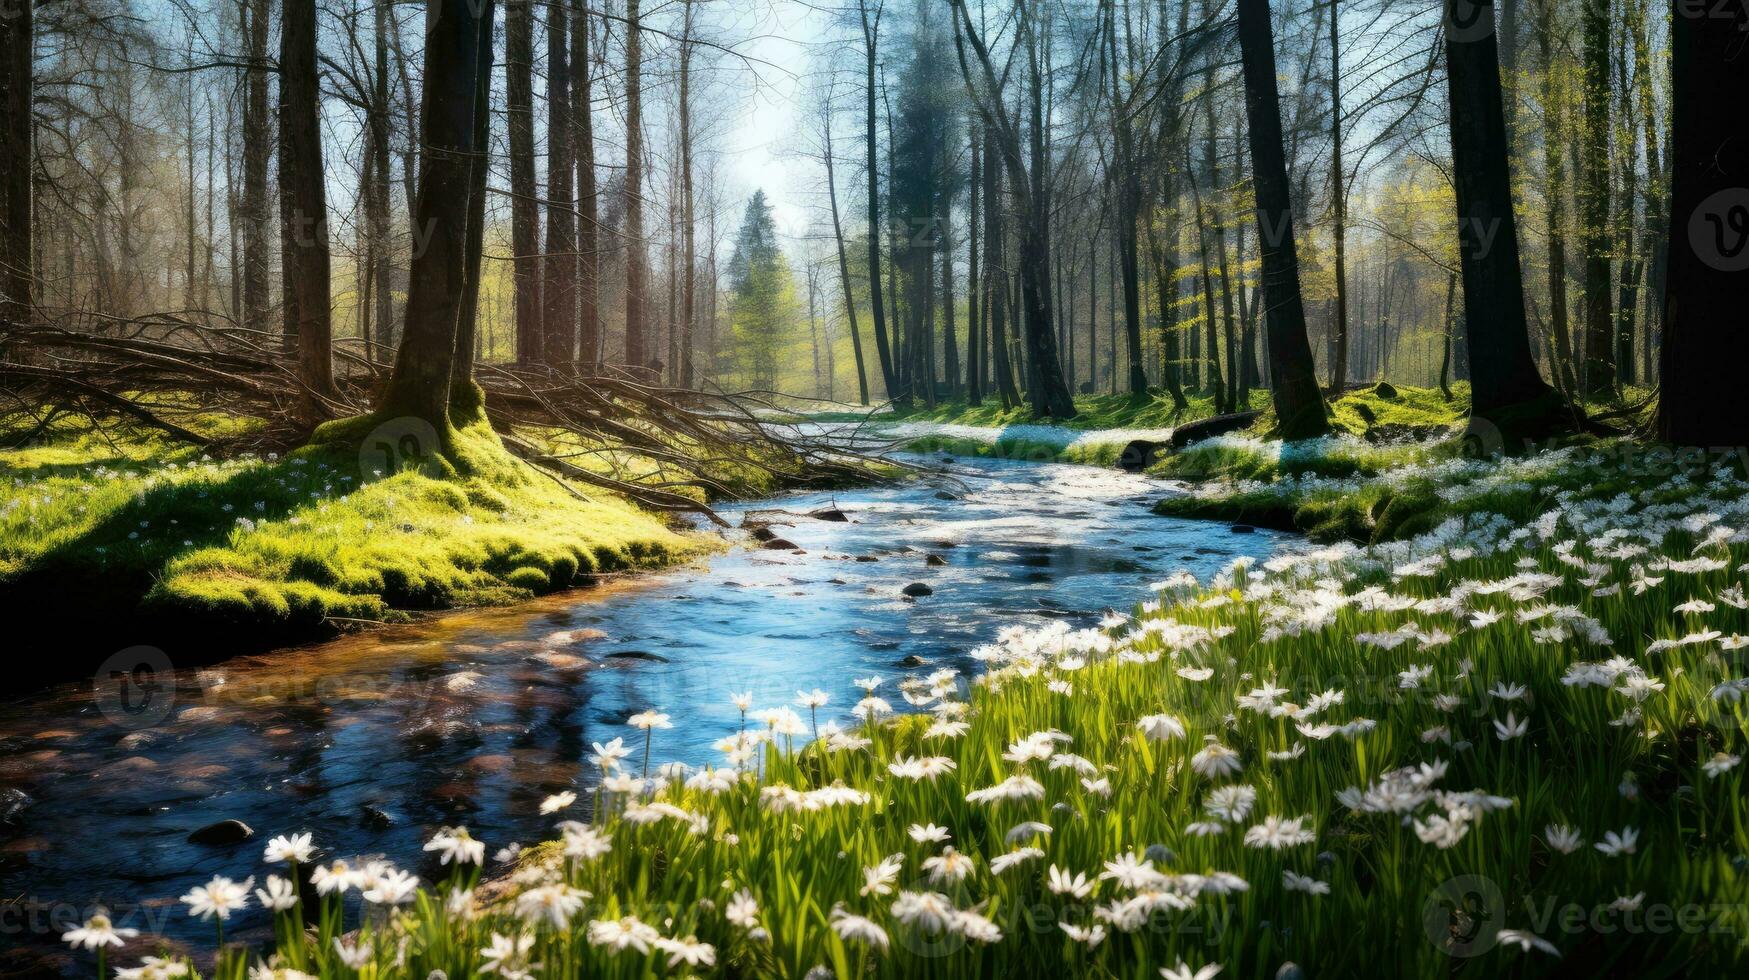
[0,409,697,670]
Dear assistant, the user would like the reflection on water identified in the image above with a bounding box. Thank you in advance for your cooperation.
[0,455,1284,967]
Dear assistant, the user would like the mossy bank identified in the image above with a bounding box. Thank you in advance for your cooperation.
[0,410,699,681]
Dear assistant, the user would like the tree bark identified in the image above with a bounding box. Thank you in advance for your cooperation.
[506,0,542,363]
[1656,0,1749,446]
[860,1,898,401]
[823,116,870,405]
[622,0,648,373]
[377,0,495,431]
[1444,0,1565,446]
[279,0,334,414]
[453,12,492,398]
[1235,0,1327,440]
[369,0,395,352]
[1535,0,1579,397]
[1328,0,1350,393]
[677,0,696,387]
[241,0,271,334]
[544,3,576,366]
[1579,0,1614,395]
[0,0,32,322]
[983,129,1021,408]
[573,0,600,369]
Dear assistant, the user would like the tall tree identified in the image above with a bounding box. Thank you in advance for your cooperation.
[623,0,649,374]
[948,0,1076,417]
[506,0,542,364]
[241,0,272,333]
[1578,0,1613,394]
[1443,0,1566,447]
[377,0,496,432]
[982,127,1021,407]
[858,0,898,401]
[1235,0,1326,439]
[676,0,697,387]
[574,0,601,369]
[1535,0,1579,397]
[279,0,334,414]
[544,3,576,366]
[1656,0,1749,445]
[367,0,396,353]
[1327,0,1350,392]
[1103,0,1148,397]
[821,105,871,404]
[0,0,31,322]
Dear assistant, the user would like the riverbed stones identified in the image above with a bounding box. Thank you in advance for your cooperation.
[761,537,799,550]
[925,554,948,566]
[898,655,929,667]
[902,582,934,598]
[809,507,850,522]
[187,818,253,846]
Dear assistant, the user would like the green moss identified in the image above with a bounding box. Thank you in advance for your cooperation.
[0,408,698,650]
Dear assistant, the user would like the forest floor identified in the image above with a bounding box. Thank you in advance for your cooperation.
[0,410,706,674]
[106,409,1749,979]
[836,383,1471,465]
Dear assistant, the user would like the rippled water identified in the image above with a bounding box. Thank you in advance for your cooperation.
[0,455,1284,969]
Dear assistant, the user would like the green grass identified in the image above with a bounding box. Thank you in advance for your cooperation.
[901,435,1131,468]
[811,389,1272,432]
[0,410,696,650]
[88,435,1749,980]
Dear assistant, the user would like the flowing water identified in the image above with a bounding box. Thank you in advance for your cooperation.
[0,454,1285,969]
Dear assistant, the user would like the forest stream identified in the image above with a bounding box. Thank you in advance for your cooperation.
[0,454,1286,966]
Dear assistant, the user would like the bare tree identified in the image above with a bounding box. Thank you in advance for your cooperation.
[279,0,333,415]
[1235,0,1326,438]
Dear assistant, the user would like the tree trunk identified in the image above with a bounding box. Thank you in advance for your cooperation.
[369,0,395,352]
[622,0,648,373]
[506,0,541,363]
[544,4,576,366]
[573,0,600,369]
[1579,0,1613,396]
[377,0,495,432]
[966,118,983,406]
[941,206,959,397]
[453,14,492,397]
[0,0,32,322]
[1328,0,1350,392]
[1657,0,1749,445]
[241,0,271,334]
[1444,0,1565,446]
[823,124,871,405]
[1235,0,1327,440]
[983,130,1021,408]
[860,3,897,402]
[279,0,334,416]
[1535,2,1580,398]
[677,0,696,387]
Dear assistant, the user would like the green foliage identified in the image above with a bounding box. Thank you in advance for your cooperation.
[728,191,799,390]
